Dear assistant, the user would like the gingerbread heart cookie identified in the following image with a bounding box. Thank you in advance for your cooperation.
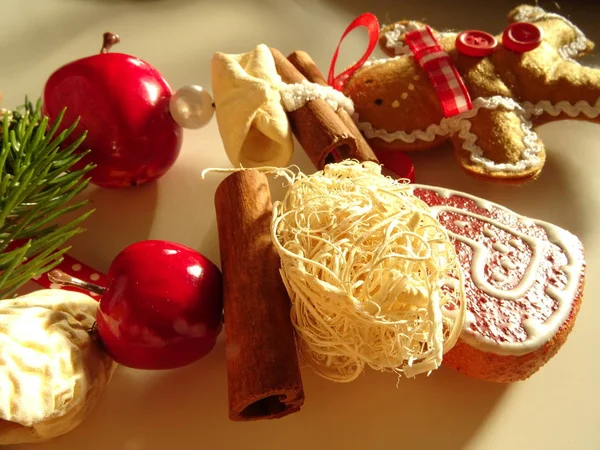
[410,184,585,382]
[342,5,600,183]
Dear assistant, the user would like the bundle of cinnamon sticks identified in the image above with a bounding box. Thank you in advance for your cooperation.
[270,48,378,170]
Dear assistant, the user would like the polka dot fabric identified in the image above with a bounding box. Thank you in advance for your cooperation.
[33,254,106,299]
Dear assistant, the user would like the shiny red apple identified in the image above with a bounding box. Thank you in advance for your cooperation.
[95,240,223,370]
[42,33,183,189]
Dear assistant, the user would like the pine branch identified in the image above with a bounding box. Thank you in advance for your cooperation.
[0,98,95,298]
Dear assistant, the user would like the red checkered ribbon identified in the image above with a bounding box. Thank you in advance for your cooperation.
[405,26,472,117]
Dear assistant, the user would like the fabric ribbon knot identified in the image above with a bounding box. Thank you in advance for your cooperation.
[405,26,473,117]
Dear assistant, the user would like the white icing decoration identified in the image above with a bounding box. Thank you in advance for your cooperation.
[492,271,507,282]
[383,21,454,56]
[512,5,589,61]
[356,96,543,174]
[520,217,536,228]
[454,220,469,228]
[483,226,496,238]
[383,22,422,55]
[439,207,546,301]
[501,257,517,271]
[443,278,459,291]
[409,184,583,357]
[509,238,523,249]
[492,242,510,254]
[279,80,354,115]
[362,55,403,68]
[523,98,600,119]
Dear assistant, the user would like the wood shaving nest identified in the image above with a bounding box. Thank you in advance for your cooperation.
[270,160,466,382]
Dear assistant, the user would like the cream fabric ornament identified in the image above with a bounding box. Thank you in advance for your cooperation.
[211,44,294,168]
[0,289,116,444]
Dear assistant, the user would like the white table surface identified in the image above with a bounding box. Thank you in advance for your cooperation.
[2,1,599,449]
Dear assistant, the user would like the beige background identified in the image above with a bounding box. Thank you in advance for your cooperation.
[2,0,599,449]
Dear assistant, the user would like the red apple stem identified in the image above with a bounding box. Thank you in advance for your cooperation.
[48,269,106,295]
[101,32,121,54]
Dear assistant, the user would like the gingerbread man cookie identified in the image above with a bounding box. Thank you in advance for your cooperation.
[341,5,600,183]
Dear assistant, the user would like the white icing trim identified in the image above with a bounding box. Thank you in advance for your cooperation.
[356,96,543,173]
[362,55,404,68]
[383,22,422,55]
[523,98,600,119]
[382,21,454,56]
[511,5,547,22]
[279,80,354,115]
[408,184,584,356]
[512,5,589,61]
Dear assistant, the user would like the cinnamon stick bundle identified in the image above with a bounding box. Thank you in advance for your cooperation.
[270,47,378,169]
[215,170,304,421]
[287,50,377,164]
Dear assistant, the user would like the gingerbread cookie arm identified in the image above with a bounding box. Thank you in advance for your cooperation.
[507,5,594,59]
[451,99,545,181]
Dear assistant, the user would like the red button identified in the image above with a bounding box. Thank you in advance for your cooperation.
[502,22,543,53]
[456,30,498,57]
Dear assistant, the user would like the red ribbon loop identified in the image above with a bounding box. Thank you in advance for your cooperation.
[328,12,380,91]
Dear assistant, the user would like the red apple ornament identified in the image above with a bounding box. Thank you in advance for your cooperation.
[42,33,214,189]
[51,240,223,370]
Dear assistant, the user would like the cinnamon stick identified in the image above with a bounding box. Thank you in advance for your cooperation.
[270,47,370,169]
[287,50,378,165]
[215,170,304,421]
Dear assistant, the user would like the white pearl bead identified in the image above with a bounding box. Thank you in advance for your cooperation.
[169,85,214,129]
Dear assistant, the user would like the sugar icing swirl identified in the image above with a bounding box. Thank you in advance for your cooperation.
[409,184,584,356]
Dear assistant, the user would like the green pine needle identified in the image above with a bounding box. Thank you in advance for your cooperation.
[0,97,95,298]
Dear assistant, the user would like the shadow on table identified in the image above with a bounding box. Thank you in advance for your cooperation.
[63,181,159,272]
[290,365,509,450]
[40,341,507,450]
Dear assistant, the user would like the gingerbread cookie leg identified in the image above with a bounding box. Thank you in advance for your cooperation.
[450,98,545,182]
[521,61,600,126]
